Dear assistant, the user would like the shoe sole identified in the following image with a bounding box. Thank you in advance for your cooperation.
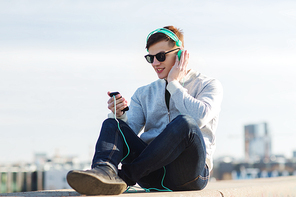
[67,170,127,195]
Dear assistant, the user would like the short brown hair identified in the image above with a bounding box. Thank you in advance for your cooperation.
[146,26,184,50]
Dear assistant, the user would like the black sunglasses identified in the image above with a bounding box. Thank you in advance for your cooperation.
[144,48,180,63]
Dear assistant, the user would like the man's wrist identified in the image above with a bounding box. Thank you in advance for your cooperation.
[107,112,127,121]
[166,80,181,95]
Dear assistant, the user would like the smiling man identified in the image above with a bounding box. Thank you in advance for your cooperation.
[66,26,223,195]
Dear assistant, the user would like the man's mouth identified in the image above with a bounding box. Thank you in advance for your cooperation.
[156,68,165,73]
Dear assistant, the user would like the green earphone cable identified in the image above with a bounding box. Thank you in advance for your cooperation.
[125,166,172,193]
[112,96,172,193]
[113,96,130,162]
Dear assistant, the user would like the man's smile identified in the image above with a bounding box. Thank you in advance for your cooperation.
[156,68,165,73]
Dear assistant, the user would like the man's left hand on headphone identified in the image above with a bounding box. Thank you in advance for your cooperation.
[167,50,189,83]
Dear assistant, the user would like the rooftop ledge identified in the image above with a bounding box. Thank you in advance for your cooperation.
[1,176,296,197]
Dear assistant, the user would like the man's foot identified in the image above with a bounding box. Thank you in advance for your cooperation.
[66,165,127,195]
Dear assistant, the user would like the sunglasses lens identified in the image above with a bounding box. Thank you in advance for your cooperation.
[155,52,166,62]
[145,52,167,63]
[145,55,154,63]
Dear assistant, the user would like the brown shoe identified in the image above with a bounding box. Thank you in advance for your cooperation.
[67,165,127,195]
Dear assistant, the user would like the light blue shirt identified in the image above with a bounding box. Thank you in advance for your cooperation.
[110,70,223,171]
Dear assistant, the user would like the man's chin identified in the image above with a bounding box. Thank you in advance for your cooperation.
[157,75,168,80]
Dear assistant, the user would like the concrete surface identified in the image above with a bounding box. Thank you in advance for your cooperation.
[1,176,295,196]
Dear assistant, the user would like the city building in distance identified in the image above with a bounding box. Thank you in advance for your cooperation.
[244,122,271,163]
[212,122,296,180]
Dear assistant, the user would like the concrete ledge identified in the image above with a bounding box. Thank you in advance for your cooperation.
[207,176,296,196]
[1,176,295,196]
[0,189,222,197]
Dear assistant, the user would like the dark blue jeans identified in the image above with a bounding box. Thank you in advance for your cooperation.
[92,115,209,191]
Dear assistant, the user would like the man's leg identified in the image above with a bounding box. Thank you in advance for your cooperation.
[67,118,147,195]
[92,118,147,172]
[121,115,208,191]
[164,128,209,191]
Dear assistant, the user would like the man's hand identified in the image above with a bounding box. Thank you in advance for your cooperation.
[167,50,189,83]
[107,92,128,117]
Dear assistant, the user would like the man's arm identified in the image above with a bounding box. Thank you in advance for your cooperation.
[167,79,223,128]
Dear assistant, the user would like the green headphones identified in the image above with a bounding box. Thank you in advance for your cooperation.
[146,28,183,60]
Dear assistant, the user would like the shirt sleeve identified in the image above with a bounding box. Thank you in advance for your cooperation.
[167,79,223,128]
[107,112,128,122]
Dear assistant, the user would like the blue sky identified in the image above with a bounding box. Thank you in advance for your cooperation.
[1,0,296,164]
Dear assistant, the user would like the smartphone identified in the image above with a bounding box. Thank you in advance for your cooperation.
[109,92,129,112]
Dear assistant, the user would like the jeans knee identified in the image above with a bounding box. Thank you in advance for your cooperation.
[101,118,121,134]
[174,115,198,130]
[102,118,129,134]
[103,118,117,126]
[167,115,199,138]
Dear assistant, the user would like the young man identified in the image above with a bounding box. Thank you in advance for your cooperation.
[67,26,223,195]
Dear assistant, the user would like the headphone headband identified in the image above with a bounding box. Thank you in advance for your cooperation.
[146,28,182,50]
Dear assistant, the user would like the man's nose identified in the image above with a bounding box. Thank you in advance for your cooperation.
[152,57,160,66]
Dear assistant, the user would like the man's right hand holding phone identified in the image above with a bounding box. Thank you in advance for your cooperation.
[107,91,129,117]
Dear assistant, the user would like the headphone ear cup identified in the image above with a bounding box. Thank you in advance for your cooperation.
[177,50,183,60]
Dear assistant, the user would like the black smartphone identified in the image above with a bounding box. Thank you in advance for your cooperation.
[109,92,129,112]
